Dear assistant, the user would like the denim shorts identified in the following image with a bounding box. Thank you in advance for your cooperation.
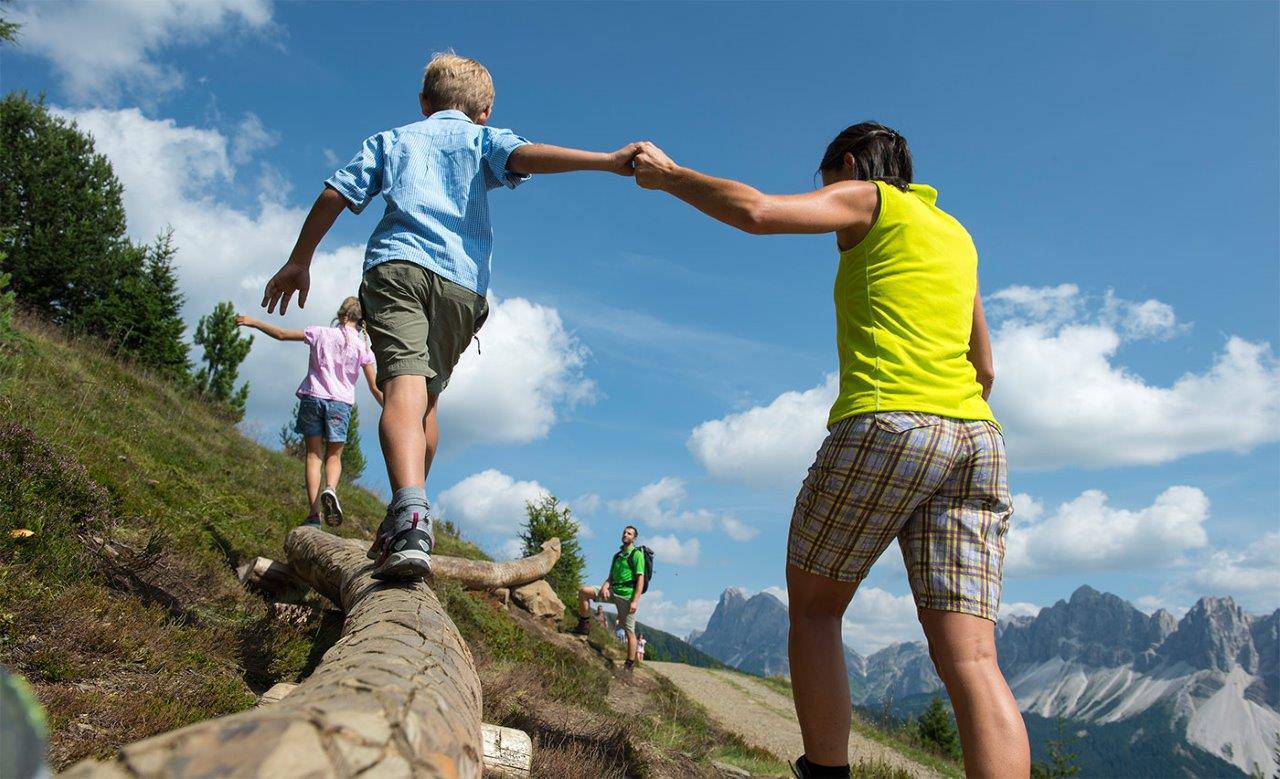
[295,396,353,443]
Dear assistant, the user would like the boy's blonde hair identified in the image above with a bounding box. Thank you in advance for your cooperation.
[421,52,494,121]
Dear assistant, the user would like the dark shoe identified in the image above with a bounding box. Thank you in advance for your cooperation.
[572,617,591,635]
[300,514,322,528]
[791,755,851,778]
[319,487,344,527]
[623,659,634,672]
[371,511,434,581]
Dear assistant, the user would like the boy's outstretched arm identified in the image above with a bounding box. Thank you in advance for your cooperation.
[261,187,348,315]
[507,143,639,177]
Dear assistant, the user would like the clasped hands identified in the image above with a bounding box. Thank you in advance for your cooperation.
[613,141,678,190]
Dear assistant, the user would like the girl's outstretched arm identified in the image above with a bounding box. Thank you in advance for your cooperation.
[236,314,305,342]
[363,363,384,407]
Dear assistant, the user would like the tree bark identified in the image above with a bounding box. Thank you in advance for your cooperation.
[327,535,561,591]
[64,526,488,778]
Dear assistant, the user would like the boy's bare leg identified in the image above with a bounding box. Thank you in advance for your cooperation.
[423,393,440,481]
[919,609,1030,778]
[578,586,600,617]
[379,375,428,490]
[303,435,325,513]
[625,627,638,662]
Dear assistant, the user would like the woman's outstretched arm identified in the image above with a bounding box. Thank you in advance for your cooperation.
[632,142,878,235]
[236,314,306,342]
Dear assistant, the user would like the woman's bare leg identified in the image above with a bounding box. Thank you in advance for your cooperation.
[787,563,859,767]
[919,608,1030,778]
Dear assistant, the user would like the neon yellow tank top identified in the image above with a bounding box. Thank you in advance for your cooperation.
[828,180,996,428]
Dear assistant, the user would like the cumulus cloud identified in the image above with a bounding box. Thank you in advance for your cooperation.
[999,601,1043,620]
[687,374,837,488]
[12,0,274,103]
[633,590,718,639]
[646,534,701,566]
[843,587,925,655]
[443,295,595,448]
[1192,532,1280,606]
[610,477,756,541]
[58,107,593,454]
[687,285,1278,481]
[434,469,551,537]
[231,112,279,165]
[1004,486,1210,576]
[989,286,1279,469]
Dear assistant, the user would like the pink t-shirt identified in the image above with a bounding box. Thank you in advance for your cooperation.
[295,325,374,405]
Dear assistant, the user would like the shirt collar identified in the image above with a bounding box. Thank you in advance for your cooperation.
[430,109,474,123]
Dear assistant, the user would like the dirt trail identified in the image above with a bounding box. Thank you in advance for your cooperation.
[648,662,944,779]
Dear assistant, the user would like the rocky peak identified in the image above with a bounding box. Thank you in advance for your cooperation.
[997,585,1157,668]
[1159,596,1259,673]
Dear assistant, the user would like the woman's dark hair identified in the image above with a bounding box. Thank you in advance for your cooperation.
[818,122,913,191]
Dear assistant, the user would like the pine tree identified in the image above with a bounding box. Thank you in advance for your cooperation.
[279,401,304,457]
[916,694,960,758]
[1032,716,1082,778]
[193,301,252,419]
[519,495,585,607]
[0,93,134,323]
[340,403,367,483]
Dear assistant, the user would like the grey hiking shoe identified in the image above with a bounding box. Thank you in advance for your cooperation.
[369,509,434,581]
[319,487,343,527]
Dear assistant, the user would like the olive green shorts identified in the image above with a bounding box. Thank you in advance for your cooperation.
[358,261,488,394]
[611,594,637,633]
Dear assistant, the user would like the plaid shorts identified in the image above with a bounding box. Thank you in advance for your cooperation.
[787,411,1013,621]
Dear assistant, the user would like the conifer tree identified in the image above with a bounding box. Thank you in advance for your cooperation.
[340,404,366,482]
[519,495,585,606]
[916,694,960,758]
[193,301,252,419]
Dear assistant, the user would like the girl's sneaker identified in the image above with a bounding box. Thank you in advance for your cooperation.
[319,488,344,527]
[371,511,433,581]
[300,514,322,528]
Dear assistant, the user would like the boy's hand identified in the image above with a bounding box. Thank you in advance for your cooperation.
[261,261,310,315]
[607,143,642,177]
[633,142,679,190]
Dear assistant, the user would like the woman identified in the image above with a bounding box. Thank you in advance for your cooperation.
[633,125,1028,779]
[238,297,383,527]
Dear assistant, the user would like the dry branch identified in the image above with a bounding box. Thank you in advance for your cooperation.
[65,526,486,778]
[324,535,562,591]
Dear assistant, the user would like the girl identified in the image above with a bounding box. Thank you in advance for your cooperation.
[632,125,1029,779]
[238,297,383,527]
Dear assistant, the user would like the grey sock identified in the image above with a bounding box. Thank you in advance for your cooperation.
[383,486,430,533]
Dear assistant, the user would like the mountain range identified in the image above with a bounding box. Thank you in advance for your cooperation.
[690,585,1280,777]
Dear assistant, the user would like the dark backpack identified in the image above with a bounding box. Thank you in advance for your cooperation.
[627,546,654,594]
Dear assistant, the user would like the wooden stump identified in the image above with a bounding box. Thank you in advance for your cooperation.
[65,527,488,778]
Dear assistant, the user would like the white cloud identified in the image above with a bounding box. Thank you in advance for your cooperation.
[761,585,789,604]
[1011,493,1045,522]
[57,107,593,456]
[231,112,279,165]
[843,587,924,655]
[633,589,717,639]
[443,295,595,448]
[687,374,837,488]
[646,534,701,566]
[989,286,1279,469]
[1005,486,1210,576]
[497,537,525,561]
[999,601,1042,620]
[1192,532,1280,606]
[687,286,1278,481]
[434,469,550,537]
[610,477,755,541]
[322,148,341,168]
[12,0,273,103]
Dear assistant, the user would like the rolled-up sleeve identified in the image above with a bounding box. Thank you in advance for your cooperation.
[482,127,532,190]
[325,133,388,213]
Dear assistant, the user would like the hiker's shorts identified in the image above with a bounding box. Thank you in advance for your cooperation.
[611,594,637,633]
[787,412,1012,622]
[359,261,489,395]
[295,396,352,443]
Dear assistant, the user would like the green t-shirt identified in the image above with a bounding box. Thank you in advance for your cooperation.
[608,546,645,599]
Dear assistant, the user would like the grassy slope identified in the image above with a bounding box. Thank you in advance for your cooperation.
[0,319,788,777]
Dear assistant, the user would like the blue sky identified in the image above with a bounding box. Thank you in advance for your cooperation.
[7,1,1277,651]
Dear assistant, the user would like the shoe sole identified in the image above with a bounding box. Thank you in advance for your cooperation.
[371,550,432,581]
[320,491,343,527]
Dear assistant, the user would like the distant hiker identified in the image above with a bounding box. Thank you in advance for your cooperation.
[636,634,647,664]
[634,126,1028,778]
[593,604,609,629]
[575,525,647,671]
[237,297,382,527]
[258,52,640,580]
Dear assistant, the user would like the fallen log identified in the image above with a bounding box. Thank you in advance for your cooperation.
[326,535,562,591]
[65,526,488,778]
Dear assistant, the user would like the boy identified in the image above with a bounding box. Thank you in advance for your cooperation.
[260,52,638,579]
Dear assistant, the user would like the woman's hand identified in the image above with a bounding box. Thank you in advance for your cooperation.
[633,142,680,190]
[235,314,255,328]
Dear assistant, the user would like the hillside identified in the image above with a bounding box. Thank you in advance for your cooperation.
[0,317,794,777]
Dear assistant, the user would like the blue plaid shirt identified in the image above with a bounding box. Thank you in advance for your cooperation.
[325,110,531,296]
